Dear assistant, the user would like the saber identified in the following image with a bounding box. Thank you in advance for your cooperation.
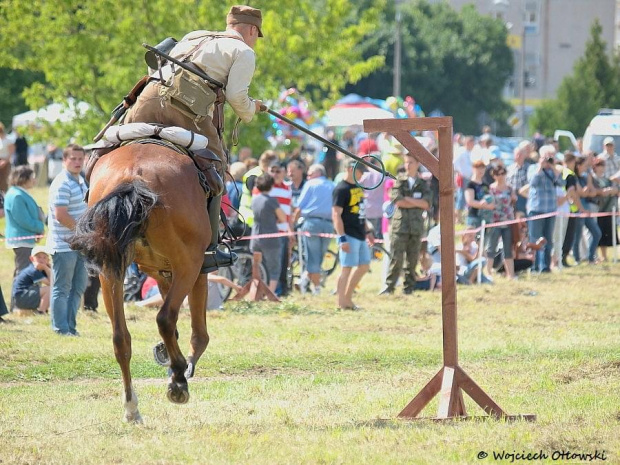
[142,42,394,179]
[93,75,150,142]
[263,106,395,179]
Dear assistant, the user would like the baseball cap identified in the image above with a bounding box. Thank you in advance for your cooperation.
[357,139,379,155]
[347,159,367,171]
[603,136,614,146]
[31,245,50,258]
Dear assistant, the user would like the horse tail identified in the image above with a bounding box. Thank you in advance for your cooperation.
[70,181,159,280]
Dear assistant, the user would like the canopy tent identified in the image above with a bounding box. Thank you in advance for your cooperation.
[12,100,91,128]
[325,103,394,127]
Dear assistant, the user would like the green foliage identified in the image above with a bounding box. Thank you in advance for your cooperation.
[0,0,384,149]
[346,0,514,134]
[530,20,620,137]
[0,68,44,128]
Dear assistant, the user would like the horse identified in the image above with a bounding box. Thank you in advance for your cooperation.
[70,142,211,423]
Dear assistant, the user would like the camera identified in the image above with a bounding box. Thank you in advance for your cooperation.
[545,157,555,164]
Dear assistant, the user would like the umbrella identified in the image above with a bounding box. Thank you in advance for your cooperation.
[325,103,394,127]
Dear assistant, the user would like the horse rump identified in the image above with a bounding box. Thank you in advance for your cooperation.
[70,180,159,279]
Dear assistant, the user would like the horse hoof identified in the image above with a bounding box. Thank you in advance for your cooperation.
[167,383,190,404]
[123,411,144,424]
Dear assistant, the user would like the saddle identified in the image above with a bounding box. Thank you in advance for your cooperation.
[85,124,224,198]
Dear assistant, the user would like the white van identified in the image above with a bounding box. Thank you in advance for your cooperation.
[555,109,620,154]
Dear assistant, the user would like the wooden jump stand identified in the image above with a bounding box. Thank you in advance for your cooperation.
[231,252,280,302]
[363,117,534,422]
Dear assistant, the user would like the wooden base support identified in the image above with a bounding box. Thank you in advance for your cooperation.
[397,365,536,421]
[231,252,280,302]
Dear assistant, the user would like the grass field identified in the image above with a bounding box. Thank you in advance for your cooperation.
[1,187,619,464]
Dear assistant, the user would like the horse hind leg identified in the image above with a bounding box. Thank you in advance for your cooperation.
[185,273,210,379]
[100,272,143,423]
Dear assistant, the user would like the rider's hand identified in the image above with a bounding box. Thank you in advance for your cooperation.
[254,100,264,113]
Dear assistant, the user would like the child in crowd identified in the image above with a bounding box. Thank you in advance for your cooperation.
[11,245,52,313]
[414,246,439,291]
[455,231,492,284]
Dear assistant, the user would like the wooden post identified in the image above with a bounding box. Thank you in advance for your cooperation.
[231,252,280,302]
[364,117,534,421]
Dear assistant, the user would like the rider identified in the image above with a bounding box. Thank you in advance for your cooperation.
[124,5,264,273]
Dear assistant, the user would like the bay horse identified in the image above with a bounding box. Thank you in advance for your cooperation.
[70,142,211,423]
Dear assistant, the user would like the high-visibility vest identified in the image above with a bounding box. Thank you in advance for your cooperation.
[562,167,578,213]
[239,165,263,227]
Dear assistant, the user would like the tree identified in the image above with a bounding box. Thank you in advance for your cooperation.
[530,20,620,137]
[0,68,44,128]
[0,0,384,149]
[345,0,514,135]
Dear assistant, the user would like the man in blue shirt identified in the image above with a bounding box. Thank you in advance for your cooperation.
[295,164,334,294]
[47,144,88,335]
[527,145,563,272]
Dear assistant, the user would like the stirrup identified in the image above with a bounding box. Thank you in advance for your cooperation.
[200,243,237,274]
[153,341,170,367]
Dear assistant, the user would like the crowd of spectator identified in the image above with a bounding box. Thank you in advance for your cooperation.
[230,128,620,302]
[1,123,620,325]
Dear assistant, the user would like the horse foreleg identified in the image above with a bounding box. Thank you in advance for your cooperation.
[100,272,142,424]
[185,273,209,379]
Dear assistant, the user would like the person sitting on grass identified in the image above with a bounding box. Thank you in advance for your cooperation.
[137,272,242,310]
[495,222,547,274]
[11,245,52,314]
[455,231,492,284]
[413,245,438,291]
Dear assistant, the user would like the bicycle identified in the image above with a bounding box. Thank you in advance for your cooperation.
[286,240,338,292]
[286,234,390,292]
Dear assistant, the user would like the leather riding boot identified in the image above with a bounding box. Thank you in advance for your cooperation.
[192,148,224,197]
[201,195,237,274]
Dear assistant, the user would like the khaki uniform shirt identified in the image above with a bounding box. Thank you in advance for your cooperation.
[389,174,431,235]
[156,30,257,123]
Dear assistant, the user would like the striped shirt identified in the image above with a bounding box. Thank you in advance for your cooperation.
[47,170,87,253]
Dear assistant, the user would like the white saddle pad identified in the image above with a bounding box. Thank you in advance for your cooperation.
[103,123,208,151]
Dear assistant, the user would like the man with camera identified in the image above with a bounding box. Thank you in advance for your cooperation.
[526,144,563,273]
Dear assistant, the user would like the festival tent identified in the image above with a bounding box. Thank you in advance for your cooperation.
[325,94,425,127]
[325,104,394,127]
[325,94,394,127]
[11,100,91,128]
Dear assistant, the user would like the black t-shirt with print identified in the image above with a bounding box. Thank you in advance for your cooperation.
[332,180,366,241]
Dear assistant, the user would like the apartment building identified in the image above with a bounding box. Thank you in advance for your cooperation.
[435,0,617,100]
